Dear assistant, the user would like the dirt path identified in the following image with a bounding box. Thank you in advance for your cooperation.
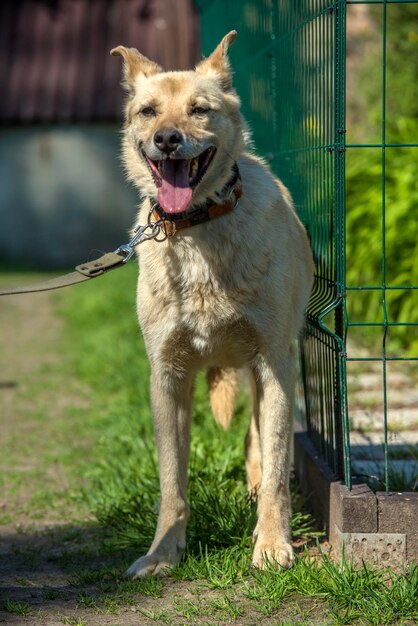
[0,287,109,624]
[0,287,90,523]
[0,289,170,626]
[1,289,62,428]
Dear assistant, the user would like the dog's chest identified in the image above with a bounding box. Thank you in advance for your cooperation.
[140,236,263,363]
[169,238,252,318]
[175,261,240,337]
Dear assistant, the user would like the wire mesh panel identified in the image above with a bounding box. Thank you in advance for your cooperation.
[197,0,418,492]
[344,0,418,494]
[273,3,348,482]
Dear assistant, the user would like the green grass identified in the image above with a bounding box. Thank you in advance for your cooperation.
[59,618,88,626]
[53,265,418,624]
[2,264,417,625]
[1,599,31,616]
[363,462,418,494]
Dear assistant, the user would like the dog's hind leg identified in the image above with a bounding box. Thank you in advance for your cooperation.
[251,348,295,569]
[245,371,262,497]
[126,369,194,578]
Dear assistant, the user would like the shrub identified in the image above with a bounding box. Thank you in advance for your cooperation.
[345,117,418,353]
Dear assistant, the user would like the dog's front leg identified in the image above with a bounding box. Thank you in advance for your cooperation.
[251,350,295,569]
[126,369,193,578]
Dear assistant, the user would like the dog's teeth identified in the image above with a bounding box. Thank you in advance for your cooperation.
[190,158,198,179]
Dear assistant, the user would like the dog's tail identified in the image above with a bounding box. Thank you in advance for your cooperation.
[207,367,239,430]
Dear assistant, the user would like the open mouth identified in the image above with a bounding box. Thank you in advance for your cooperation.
[142,147,216,214]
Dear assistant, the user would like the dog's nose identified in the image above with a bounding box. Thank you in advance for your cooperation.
[153,129,182,154]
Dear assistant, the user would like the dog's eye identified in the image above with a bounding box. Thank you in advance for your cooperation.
[140,106,157,117]
[191,106,210,116]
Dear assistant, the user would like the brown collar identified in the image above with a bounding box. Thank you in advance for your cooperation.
[151,167,242,237]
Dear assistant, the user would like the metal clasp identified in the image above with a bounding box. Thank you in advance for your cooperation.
[114,205,175,263]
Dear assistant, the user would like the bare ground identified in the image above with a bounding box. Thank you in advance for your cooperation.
[0,289,118,625]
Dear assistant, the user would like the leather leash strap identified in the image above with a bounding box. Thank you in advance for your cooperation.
[0,252,126,296]
[0,165,243,297]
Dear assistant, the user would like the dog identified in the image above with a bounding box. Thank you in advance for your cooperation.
[111,31,314,578]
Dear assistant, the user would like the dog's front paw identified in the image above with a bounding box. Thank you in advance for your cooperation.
[126,537,185,578]
[252,535,294,570]
[126,553,174,578]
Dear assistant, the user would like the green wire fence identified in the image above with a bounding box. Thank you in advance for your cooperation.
[197,0,418,492]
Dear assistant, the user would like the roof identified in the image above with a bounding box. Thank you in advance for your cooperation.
[0,0,200,124]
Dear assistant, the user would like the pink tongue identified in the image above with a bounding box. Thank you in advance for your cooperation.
[158,159,192,214]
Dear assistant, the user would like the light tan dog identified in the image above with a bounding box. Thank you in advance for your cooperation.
[111,31,313,578]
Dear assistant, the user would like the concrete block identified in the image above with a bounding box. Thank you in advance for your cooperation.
[293,432,336,532]
[331,527,406,568]
[377,492,418,561]
[293,430,418,565]
[330,481,377,533]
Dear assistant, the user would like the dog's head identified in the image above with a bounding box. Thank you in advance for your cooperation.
[111,31,246,214]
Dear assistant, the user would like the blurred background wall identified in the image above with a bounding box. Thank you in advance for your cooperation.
[0,0,199,267]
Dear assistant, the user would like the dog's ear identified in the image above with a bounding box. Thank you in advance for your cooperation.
[110,46,162,93]
[196,30,237,91]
